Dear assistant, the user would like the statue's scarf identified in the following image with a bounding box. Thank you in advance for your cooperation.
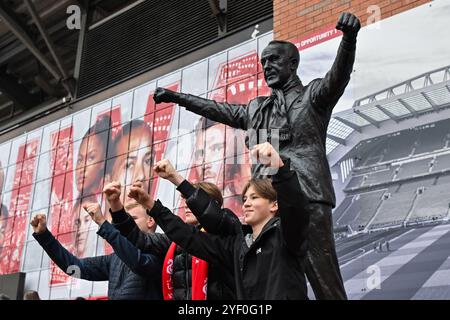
[251,75,302,143]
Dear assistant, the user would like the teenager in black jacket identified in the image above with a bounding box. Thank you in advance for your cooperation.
[125,142,310,299]
[107,175,241,300]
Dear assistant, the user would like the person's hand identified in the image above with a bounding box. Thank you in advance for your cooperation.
[336,12,361,40]
[103,181,123,212]
[128,181,155,210]
[83,203,105,226]
[30,214,47,234]
[153,159,184,186]
[153,159,177,179]
[250,142,284,169]
[153,87,177,104]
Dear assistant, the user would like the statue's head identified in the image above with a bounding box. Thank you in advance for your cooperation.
[261,40,299,89]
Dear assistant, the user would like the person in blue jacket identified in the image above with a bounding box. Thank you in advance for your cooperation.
[31,200,163,300]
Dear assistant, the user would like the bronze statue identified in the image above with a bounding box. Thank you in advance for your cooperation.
[153,12,361,300]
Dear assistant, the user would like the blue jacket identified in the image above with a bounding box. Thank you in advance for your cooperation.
[33,221,162,300]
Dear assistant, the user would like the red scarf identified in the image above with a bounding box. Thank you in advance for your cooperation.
[162,242,209,300]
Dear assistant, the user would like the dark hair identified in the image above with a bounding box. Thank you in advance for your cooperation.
[106,119,153,176]
[83,114,112,141]
[76,115,112,195]
[110,119,152,155]
[266,40,300,68]
[242,179,277,203]
[80,114,112,170]
[23,290,40,300]
[193,182,224,207]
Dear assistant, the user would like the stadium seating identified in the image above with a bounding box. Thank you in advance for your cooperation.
[362,167,395,186]
[395,159,432,179]
[433,154,450,172]
[334,119,450,233]
[346,175,364,189]
[361,143,386,166]
[336,190,386,231]
[333,196,353,224]
[381,131,417,162]
[412,122,449,155]
[408,175,450,223]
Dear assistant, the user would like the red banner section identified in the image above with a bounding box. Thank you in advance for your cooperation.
[49,126,74,286]
[0,139,40,274]
[145,82,180,199]
[211,51,270,102]
[178,52,263,220]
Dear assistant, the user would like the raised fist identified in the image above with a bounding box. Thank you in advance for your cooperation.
[83,202,105,226]
[154,159,185,186]
[103,181,121,203]
[153,159,177,180]
[30,213,47,234]
[153,87,177,104]
[336,12,361,40]
[250,142,284,169]
[128,181,154,209]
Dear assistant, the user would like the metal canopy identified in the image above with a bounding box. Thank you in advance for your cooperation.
[0,0,139,124]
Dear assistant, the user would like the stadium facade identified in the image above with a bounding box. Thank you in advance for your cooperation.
[1,0,449,300]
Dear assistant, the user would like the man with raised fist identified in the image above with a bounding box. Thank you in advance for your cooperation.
[31,199,163,300]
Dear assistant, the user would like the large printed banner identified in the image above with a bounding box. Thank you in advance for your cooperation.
[0,30,294,298]
[175,51,270,220]
[0,139,39,274]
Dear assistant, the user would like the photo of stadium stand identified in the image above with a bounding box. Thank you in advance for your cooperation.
[328,64,450,299]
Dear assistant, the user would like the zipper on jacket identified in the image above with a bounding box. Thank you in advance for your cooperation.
[241,222,278,269]
[251,222,277,247]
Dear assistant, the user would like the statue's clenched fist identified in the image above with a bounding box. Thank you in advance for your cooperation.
[153,87,177,104]
[336,12,361,40]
